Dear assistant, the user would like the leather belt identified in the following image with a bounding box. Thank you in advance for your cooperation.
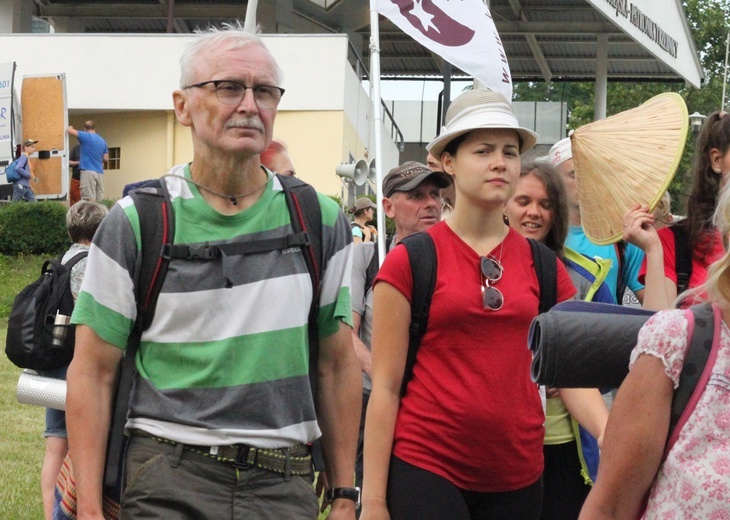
[131,429,312,477]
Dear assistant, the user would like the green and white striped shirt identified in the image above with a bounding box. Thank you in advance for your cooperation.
[72,164,353,448]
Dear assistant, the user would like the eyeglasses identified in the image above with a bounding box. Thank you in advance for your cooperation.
[183,80,285,110]
[480,255,504,311]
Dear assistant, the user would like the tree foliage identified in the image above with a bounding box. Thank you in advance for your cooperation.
[513,0,730,212]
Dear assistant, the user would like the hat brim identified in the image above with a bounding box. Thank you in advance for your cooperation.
[572,92,688,245]
[386,170,453,197]
[427,126,538,160]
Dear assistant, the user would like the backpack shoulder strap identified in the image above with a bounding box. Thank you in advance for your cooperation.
[399,232,437,396]
[614,240,627,304]
[276,173,325,470]
[528,238,558,313]
[670,222,692,294]
[64,251,89,270]
[104,178,174,500]
[129,180,176,329]
[278,174,322,300]
[666,302,719,453]
[364,246,380,296]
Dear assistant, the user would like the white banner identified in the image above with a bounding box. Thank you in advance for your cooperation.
[0,62,15,166]
[375,0,512,100]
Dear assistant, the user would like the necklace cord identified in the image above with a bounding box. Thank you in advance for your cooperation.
[159,172,273,206]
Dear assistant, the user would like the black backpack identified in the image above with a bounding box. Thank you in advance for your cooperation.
[670,221,692,294]
[392,232,557,396]
[5,252,88,371]
[103,173,324,501]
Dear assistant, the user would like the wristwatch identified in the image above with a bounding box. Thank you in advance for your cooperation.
[326,487,361,508]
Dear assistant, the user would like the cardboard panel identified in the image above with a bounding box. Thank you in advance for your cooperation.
[21,75,66,198]
[30,156,62,195]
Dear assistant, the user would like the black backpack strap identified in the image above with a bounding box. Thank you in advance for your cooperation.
[528,238,558,313]
[64,251,89,270]
[364,247,380,296]
[667,302,715,440]
[670,222,692,294]
[103,179,174,500]
[277,173,324,469]
[131,181,176,325]
[614,240,627,304]
[399,232,437,396]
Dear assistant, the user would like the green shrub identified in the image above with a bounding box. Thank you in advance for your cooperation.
[0,202,70,256]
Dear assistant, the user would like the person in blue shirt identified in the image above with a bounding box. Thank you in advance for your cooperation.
[549,137,645,304]
[12,139,38,202]
[67,121,109,202]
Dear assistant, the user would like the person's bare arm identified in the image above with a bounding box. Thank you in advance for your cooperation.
[352,312,372,375]
[67,126,79,137]
[579,355,673,519]
[558,388,609,447]
[623,205,676,310]
[66,325,123,519]
[360,282,410,520]
[317,321,361,519]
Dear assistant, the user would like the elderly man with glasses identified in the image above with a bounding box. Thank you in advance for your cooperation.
[66,25,360,520]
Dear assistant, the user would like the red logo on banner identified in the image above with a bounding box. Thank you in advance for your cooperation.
[390,0,475,46]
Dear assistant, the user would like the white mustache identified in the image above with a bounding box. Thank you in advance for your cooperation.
[225,118,264,131]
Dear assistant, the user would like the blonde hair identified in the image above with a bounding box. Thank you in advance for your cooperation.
[66,201,108,243]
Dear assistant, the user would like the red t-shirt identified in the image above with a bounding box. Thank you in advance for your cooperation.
[375,222,576,492]
[638,226,723,289]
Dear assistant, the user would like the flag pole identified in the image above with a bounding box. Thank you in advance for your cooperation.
[243,0,258,33]
[369,0,387,265]
[722,31,729,111]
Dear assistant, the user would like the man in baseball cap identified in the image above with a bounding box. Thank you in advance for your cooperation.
[350,161,451,495]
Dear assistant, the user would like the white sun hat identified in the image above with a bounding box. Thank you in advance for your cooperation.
[427,89,539,159]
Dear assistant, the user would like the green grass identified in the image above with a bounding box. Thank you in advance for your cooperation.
[0,254,335,519]
[0,254,47,519]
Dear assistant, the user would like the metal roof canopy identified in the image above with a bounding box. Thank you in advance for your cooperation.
[29,0,703,116]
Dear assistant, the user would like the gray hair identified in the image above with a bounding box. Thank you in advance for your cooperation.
[66,201,108,243]
[179,22,283,88]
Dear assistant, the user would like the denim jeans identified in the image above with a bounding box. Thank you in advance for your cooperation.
[12,183,36,202]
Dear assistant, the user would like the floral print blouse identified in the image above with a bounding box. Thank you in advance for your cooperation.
[629,308,730,519]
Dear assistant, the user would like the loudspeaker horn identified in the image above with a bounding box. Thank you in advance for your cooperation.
[368,159,377,183]
[335,160,368,186]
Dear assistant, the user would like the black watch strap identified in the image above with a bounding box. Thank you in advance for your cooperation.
[326,487,361,507]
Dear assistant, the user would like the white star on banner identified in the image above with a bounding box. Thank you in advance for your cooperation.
[409,0,439,33]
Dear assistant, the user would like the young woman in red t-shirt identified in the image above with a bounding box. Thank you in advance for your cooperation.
[361,90,576,520]
[624,111,729,310]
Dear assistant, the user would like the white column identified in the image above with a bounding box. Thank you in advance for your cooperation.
[594,34,608,120]
[0,0,33,33]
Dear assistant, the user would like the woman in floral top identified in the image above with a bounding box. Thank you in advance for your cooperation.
[579,186,730,519]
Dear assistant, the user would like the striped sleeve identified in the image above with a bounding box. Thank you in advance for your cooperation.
[316,193,353,337]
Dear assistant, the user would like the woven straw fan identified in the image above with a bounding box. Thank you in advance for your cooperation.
[571,92,688,245]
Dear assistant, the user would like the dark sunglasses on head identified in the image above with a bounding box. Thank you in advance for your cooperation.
[480,255,504,311]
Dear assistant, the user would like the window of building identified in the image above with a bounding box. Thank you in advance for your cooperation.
[107,147,121,170]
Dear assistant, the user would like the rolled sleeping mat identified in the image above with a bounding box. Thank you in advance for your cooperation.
[17,369,66,411]
[529,301,655,388]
